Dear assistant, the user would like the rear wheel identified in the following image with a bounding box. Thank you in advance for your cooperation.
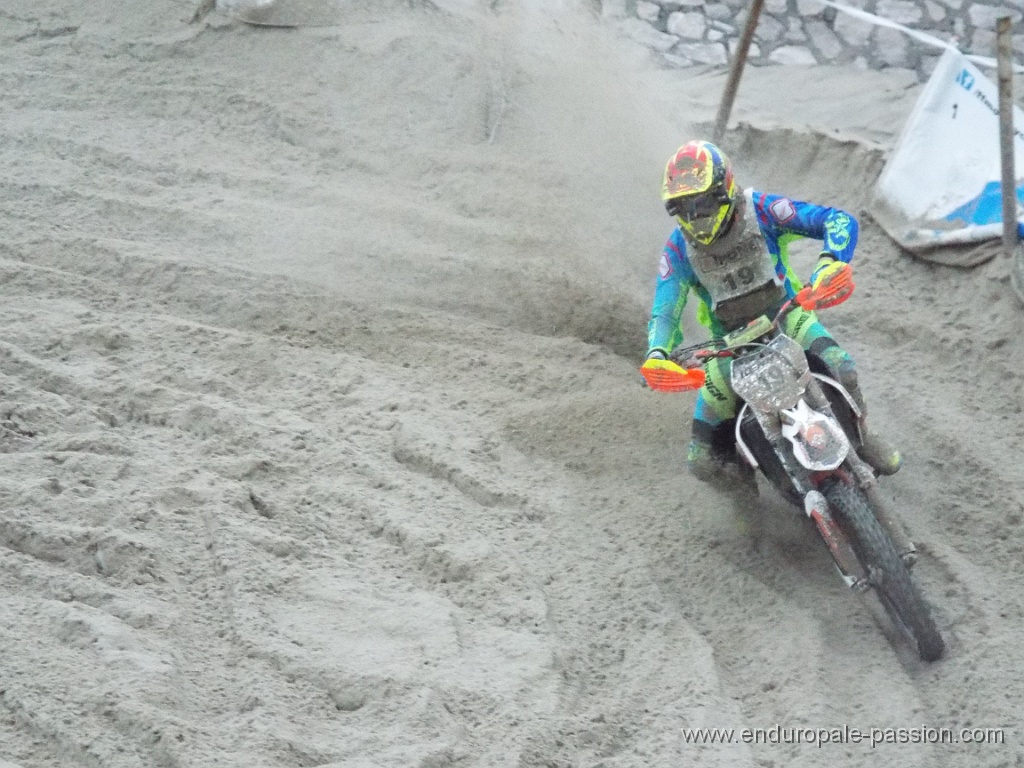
[823,479,945,662]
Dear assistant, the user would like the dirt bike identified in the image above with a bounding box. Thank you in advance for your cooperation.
[641,265,945,662]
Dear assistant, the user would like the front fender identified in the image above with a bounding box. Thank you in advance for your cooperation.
[780,399,851,471]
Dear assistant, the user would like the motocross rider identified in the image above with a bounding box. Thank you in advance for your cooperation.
[643,140,901,497]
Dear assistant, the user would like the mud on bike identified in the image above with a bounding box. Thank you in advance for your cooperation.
[641,265,944,662]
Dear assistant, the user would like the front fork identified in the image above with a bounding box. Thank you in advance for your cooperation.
[802,377,918,573]
[740,381,917,586]
[804,458,918,592]
[845,455,918,567]
[804,489,869,591]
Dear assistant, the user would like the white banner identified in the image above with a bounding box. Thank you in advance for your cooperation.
[869,48,1024,266]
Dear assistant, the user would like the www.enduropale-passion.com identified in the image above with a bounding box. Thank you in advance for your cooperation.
[680,724,1007,748]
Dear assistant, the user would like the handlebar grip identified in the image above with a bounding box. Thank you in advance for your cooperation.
[640,358,707,392]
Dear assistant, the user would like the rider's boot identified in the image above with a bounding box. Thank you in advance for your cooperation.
[834,363,903,476]
[858,424,903,476]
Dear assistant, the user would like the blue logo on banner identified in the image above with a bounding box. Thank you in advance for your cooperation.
[956,68,975,91]
[944,180,1024,226]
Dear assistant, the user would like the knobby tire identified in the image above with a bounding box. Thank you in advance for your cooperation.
[823,480,945,662]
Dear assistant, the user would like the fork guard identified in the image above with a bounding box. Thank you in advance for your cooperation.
[804,490,869,591]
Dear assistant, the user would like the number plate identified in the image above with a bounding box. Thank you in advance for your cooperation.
[731,335,811,412]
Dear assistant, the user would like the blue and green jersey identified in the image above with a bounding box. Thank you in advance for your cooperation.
[647,189,858,355]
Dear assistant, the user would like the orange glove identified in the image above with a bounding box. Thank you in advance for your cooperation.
[798,253,854,310]
[640,355,706,392]
[811,254,846,289]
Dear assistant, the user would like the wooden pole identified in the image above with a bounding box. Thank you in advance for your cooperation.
[997,16,1017,259]
[713,0,765,145]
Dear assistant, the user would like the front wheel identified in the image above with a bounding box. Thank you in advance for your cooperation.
[823,479,945,662]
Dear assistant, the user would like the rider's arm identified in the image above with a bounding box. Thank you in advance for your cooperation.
[647,231,694,357]
[754,192,859,263]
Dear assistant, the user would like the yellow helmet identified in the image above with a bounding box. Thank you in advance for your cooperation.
[661,140,739,245]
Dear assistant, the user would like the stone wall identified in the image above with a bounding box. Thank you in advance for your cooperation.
[604,0,1024,81]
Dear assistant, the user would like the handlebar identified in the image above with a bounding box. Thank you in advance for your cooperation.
[643,264,855,393]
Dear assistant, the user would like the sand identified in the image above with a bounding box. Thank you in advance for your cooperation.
[1,0,1023,766]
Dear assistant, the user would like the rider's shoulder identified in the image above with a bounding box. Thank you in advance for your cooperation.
[751,190,814,226]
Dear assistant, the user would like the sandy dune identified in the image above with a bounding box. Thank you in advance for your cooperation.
[1,0,1023,765]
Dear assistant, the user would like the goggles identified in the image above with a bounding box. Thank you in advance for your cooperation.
[665,190,730,222]
[666,190,734,244]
